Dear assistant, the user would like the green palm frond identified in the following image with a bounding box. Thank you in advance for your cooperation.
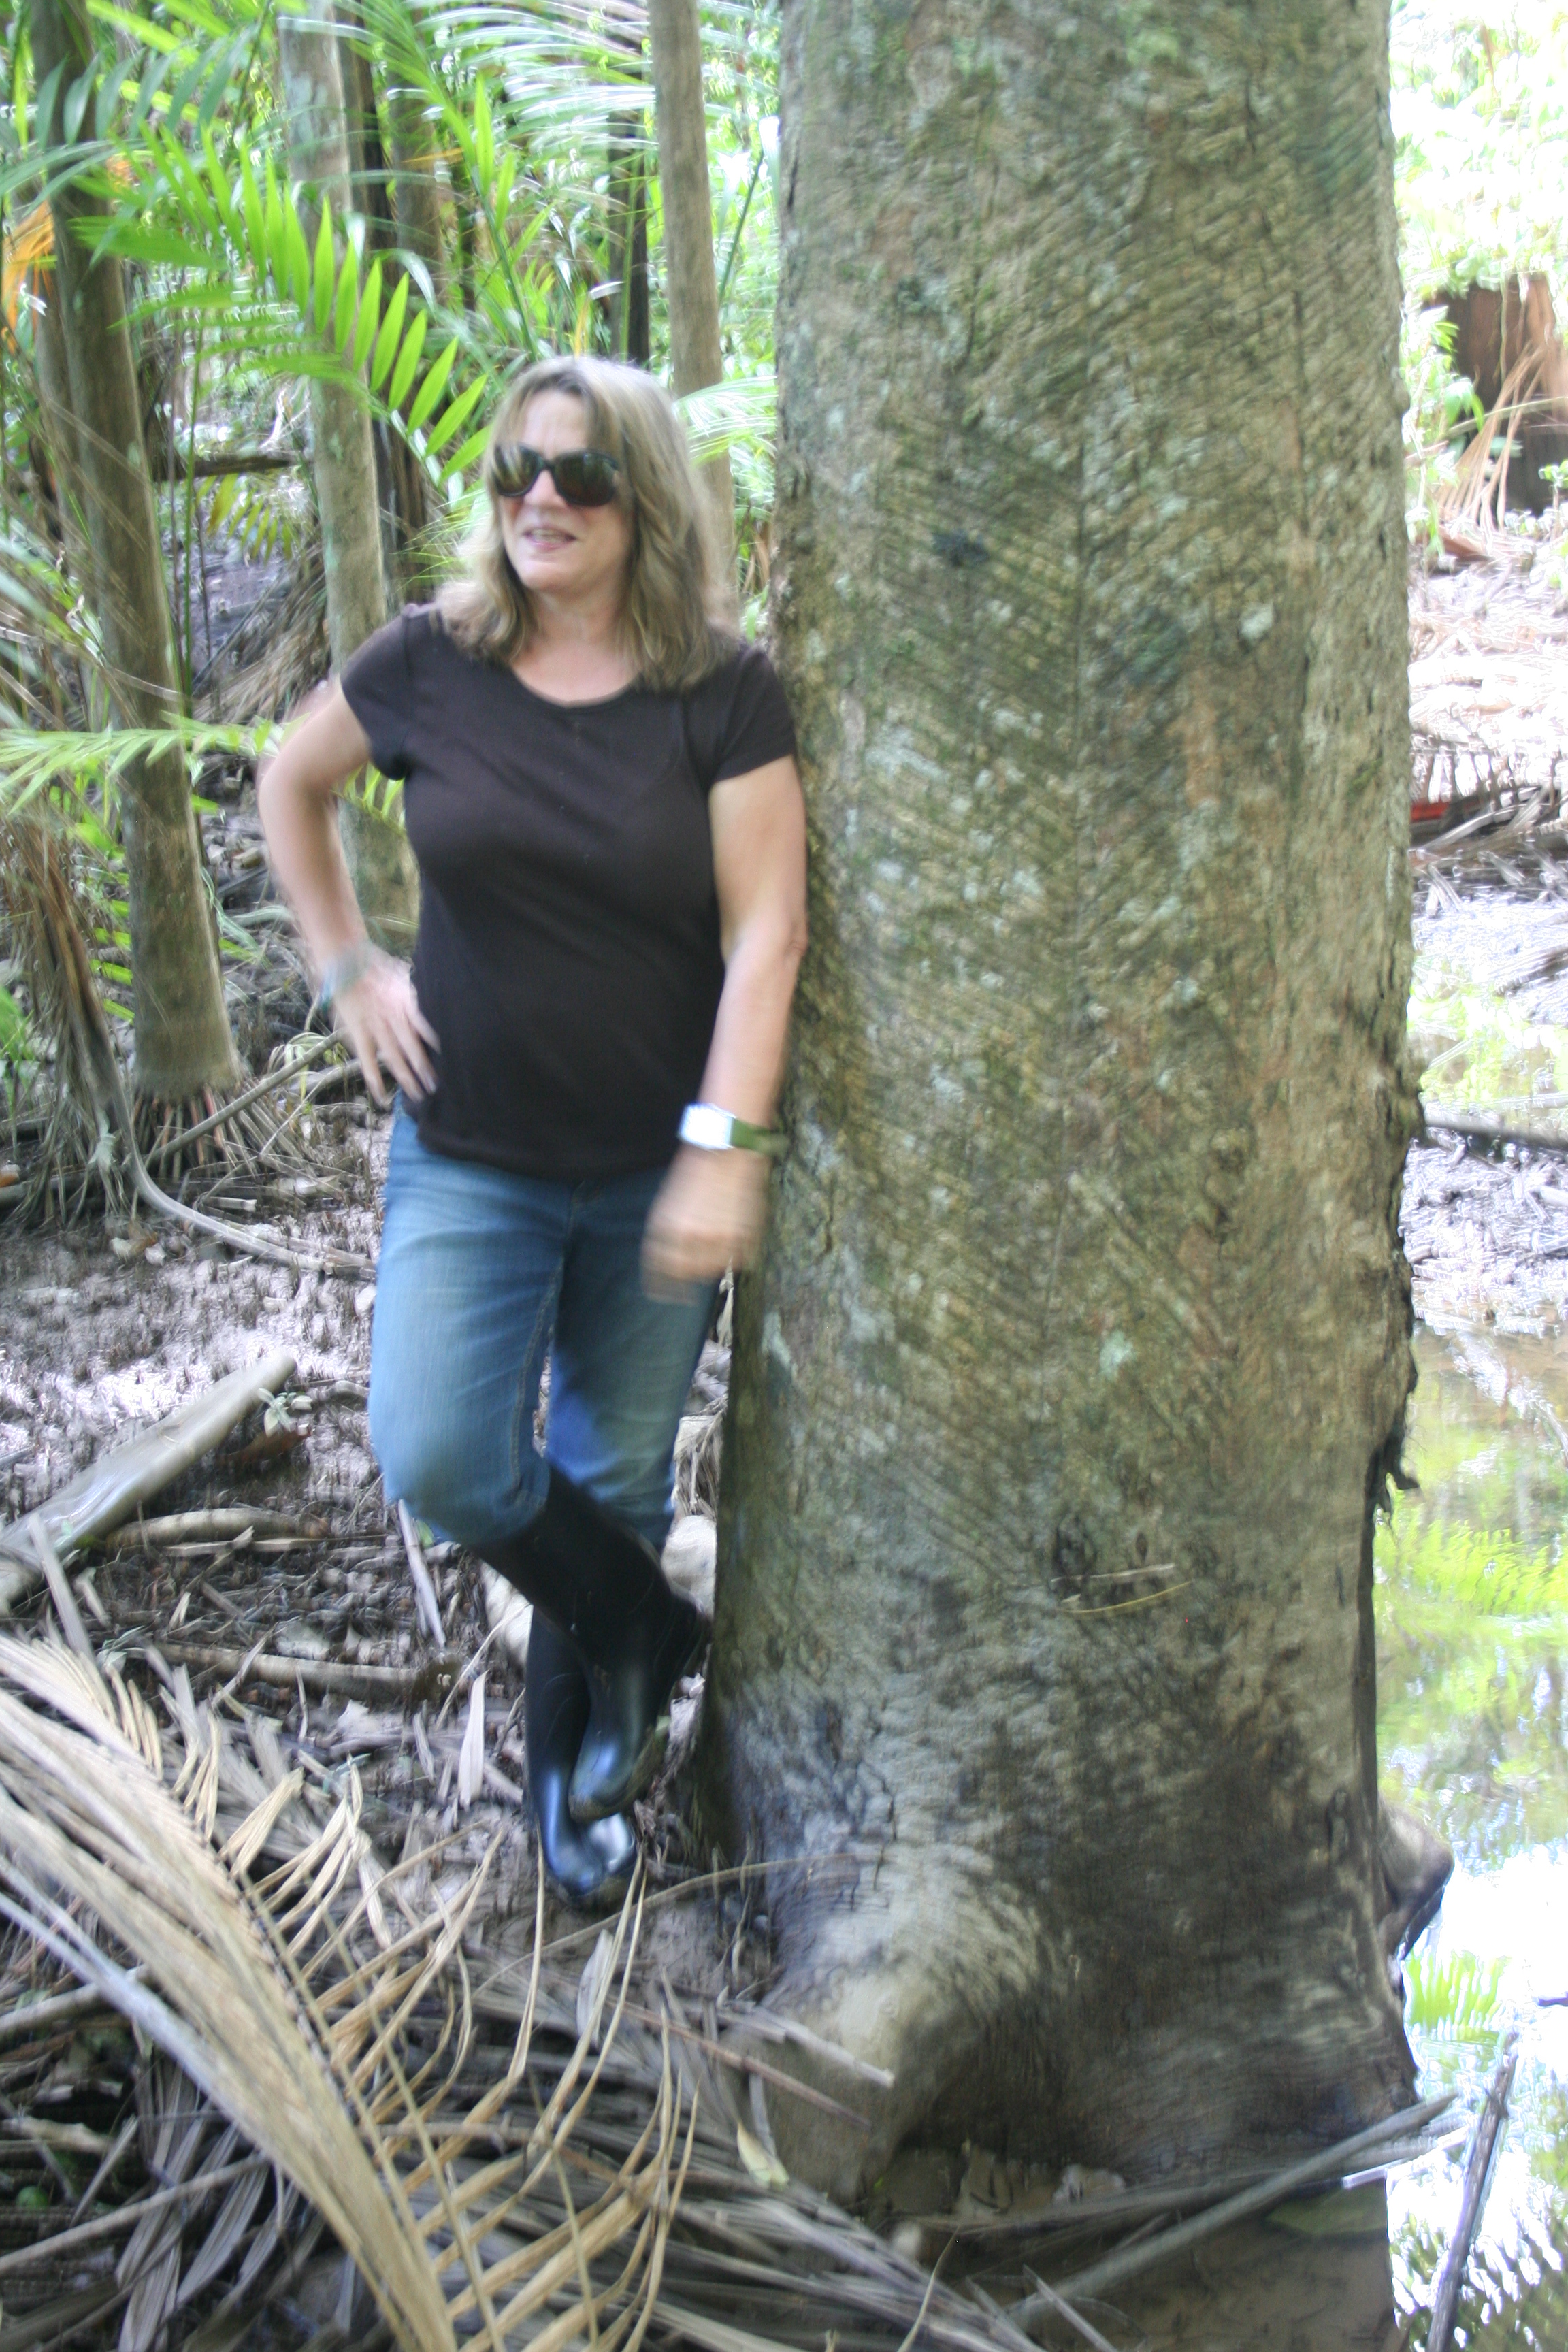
[676,371,774,463]
[1405,1949,1507,2042]
[0,717,276,823]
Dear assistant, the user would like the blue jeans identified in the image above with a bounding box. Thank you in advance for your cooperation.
[370,1115,715,1553]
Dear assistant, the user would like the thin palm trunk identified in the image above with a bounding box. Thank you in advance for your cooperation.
[647,0,734,608]
[387,86,448,308]
[336,4,428,576]
[279,3,418,947]
[606,141,650,367]
[27,0,237,1101]
[28,269,107,729]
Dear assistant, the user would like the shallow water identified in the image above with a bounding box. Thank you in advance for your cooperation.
[1378,1323,1568,2346]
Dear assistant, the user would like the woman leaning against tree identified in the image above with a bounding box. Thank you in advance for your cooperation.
[259,355,807,1906]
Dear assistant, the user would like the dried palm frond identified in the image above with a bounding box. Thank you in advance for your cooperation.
[1440,351,1556,540]
[0,1633,692,2352]
[0,1628,1085,2352]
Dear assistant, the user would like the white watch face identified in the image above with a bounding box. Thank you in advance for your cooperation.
[681,1104,733,1150]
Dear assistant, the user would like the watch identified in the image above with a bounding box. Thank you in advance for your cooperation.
[679,1102,786,1158]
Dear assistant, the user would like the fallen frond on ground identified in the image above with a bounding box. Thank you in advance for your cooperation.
[0,1633,693,2350]
[0,1623,1088,2352]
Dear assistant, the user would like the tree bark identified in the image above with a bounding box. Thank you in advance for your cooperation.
[279,3,418,948]
[27,0,237,1100]
[700,0,1418,2198]
[387,86,448,308]
[606,140,651,368]
[335,5,429,583]
[27,268,108,727]
[647,0,735,608]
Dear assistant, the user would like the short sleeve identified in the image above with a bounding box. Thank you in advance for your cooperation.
[340,608,419,780]
[687,642,798,790]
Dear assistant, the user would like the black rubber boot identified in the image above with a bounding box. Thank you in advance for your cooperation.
[487,1467,704,1826]
[523,1611,637,1907]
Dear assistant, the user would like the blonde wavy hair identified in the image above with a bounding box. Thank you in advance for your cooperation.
[438,356,730,692]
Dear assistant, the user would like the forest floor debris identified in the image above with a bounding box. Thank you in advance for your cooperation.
[1403,549,1568,1331]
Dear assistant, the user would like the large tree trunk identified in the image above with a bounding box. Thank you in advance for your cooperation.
[279,6,419,948]
[647,0,734,608]
[28,0,238,1100]
[700,0,1418,2198]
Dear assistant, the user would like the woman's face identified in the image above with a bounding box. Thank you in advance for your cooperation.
[496,391,633,609]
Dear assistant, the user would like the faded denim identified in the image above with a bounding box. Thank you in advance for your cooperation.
[370,1113,715,1552]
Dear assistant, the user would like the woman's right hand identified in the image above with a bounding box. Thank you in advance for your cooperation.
[333,951,439,1105]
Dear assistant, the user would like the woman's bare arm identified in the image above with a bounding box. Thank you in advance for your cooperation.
[642,753,808,1290]
[257,683,438,1103]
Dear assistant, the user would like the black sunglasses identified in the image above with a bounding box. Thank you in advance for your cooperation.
[486,442,621,508]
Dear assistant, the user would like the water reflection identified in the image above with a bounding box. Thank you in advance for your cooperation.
[1378,1324,1568,2342]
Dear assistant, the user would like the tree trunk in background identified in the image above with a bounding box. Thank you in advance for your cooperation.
[28,0,238,1100]
[448,149,478,316]
[700,0,1417,2198]
[647,0,734,610]
[279,3,418,948]
[336,7,429,582]
[387,86,448,308]
[29,270,108,728]
[606,142,650,367]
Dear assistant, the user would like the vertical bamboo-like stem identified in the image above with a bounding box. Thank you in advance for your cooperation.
[647,0,735,613]
[336,3,423,582]
[387,86,448,305]
[28,269,107,728]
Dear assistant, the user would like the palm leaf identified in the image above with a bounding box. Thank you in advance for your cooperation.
[0,1632,693,2351]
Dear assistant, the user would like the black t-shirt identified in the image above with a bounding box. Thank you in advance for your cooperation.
[340,607,796,1180]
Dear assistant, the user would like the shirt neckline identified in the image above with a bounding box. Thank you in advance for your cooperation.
[506,666,642,713]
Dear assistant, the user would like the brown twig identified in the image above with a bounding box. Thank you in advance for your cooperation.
[101,1509,330,1550]
[1026,2094,1456,2312]
[151,1639,461,1700]
[0,2157,270,2279]
[0,1351,297,1600]
[622,2000,869,2131]
[1426,2037,1519,2352]
[399,1503,446,1646]
[27,1512,93,1658]
[0,1976,125,2044]
[1015,2270,1121,2352]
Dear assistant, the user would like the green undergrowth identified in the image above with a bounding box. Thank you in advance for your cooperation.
[1409,956,1568,1115]
[1377,1353,1568,1865]
[1404,1946,1507,2040]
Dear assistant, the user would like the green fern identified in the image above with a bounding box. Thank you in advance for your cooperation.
[1404,1950,1507,2041]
